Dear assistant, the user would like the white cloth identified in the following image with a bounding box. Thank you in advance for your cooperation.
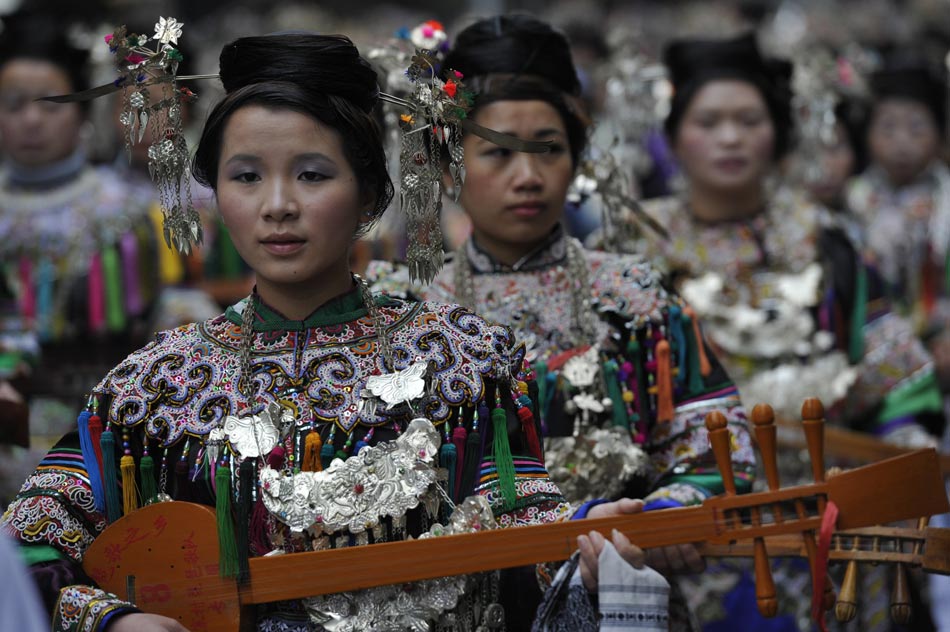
[588,541,671,631]
[0,535,49,632]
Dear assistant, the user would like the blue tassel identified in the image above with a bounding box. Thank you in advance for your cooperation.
[100,429,121,523]
[320,442,335,470]
[354,440,370,455]
[77,410,106,513]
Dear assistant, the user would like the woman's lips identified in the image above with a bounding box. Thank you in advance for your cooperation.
[260,238,305,255]
[713,157,749,173]
[507,203,545,218]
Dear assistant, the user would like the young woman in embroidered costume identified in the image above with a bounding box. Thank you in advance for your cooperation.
[629,32,943,631]
[367,16,758,630]
[0,11,220,506]
[0,24,667,632]
[846,53,950,393]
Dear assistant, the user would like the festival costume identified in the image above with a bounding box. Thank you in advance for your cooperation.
[640,188,941,440]
[637,188,941,631]
[0,284,604,631]
[0,154,177,503]
[368,226,755,508]
[848,162,950,342]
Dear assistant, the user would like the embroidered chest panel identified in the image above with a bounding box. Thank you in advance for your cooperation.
[424,252,669,361]
[641,190,820,281]
[95,300,518,445]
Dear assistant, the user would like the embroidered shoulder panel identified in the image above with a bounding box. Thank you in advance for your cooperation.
[94,298,521,443]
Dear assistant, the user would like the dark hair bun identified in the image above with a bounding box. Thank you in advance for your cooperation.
[870,51,947,133]
[664,32,791,96]
[442,14,580,96]
[219,33,379,113]
[0,11,90,93]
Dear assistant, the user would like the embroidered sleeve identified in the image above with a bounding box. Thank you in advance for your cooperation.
[53,586,138,632]
[2,429,138,630]
[845,311,942,438]
[2,431,105,561]
[645,382,754,509]
[473,378,572,527]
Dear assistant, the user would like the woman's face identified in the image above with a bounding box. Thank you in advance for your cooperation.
[216,105,371,294]
[0,59,84,167]
[672,79,776,195]
[808,122,856,207]
[867,98,941,187]
[457,100,573,263]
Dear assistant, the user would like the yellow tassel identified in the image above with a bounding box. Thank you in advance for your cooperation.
[148,206,185,284]
[302,430,323,472]
[120,455,139,516]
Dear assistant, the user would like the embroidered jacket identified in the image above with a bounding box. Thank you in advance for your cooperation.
[2,287,571,631]
[848,162,950,339]
[639,189,942,443]
[368,226,755,508]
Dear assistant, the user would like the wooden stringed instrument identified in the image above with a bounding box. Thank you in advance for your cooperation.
[83,400,950,631]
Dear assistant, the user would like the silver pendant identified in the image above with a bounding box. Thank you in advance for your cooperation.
[224,402,295,459]
[259,417,441,533]
[362,360,430,412]
[561,346,600,388]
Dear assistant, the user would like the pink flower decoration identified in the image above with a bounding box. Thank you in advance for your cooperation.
[453,70,463,79]
[422,26,434,37]
[125,53,147,64]
[104,34,114,44]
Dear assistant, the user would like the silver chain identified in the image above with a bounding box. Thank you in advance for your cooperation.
[453,237,596,347]
[239,292,257,403]
[354,273,396,371]
[237,276,396,407]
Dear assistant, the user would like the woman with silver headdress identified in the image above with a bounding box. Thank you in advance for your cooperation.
[368,17,757,630]
[632,31,941,632]
[1,21,660,632]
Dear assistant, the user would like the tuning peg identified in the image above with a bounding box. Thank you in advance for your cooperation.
[705,411,736,496]
[891,562,912,624]
[801,398,826,484]
[754,538,778,617]
[751,404,780,491]
[834,560,859,622]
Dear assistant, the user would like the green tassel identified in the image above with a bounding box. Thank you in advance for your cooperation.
[100,430,121,523]
[440,442,457,504]
[101,245,126,332]
[215,464,240,579]
[335,449,348,462]
[682,314,705,393]
[140,455,157,505]
[532,360,548,421]
[491,407,518,511]
[849,262,867,364]
[237,459,253,584]
[603,360,628,429]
